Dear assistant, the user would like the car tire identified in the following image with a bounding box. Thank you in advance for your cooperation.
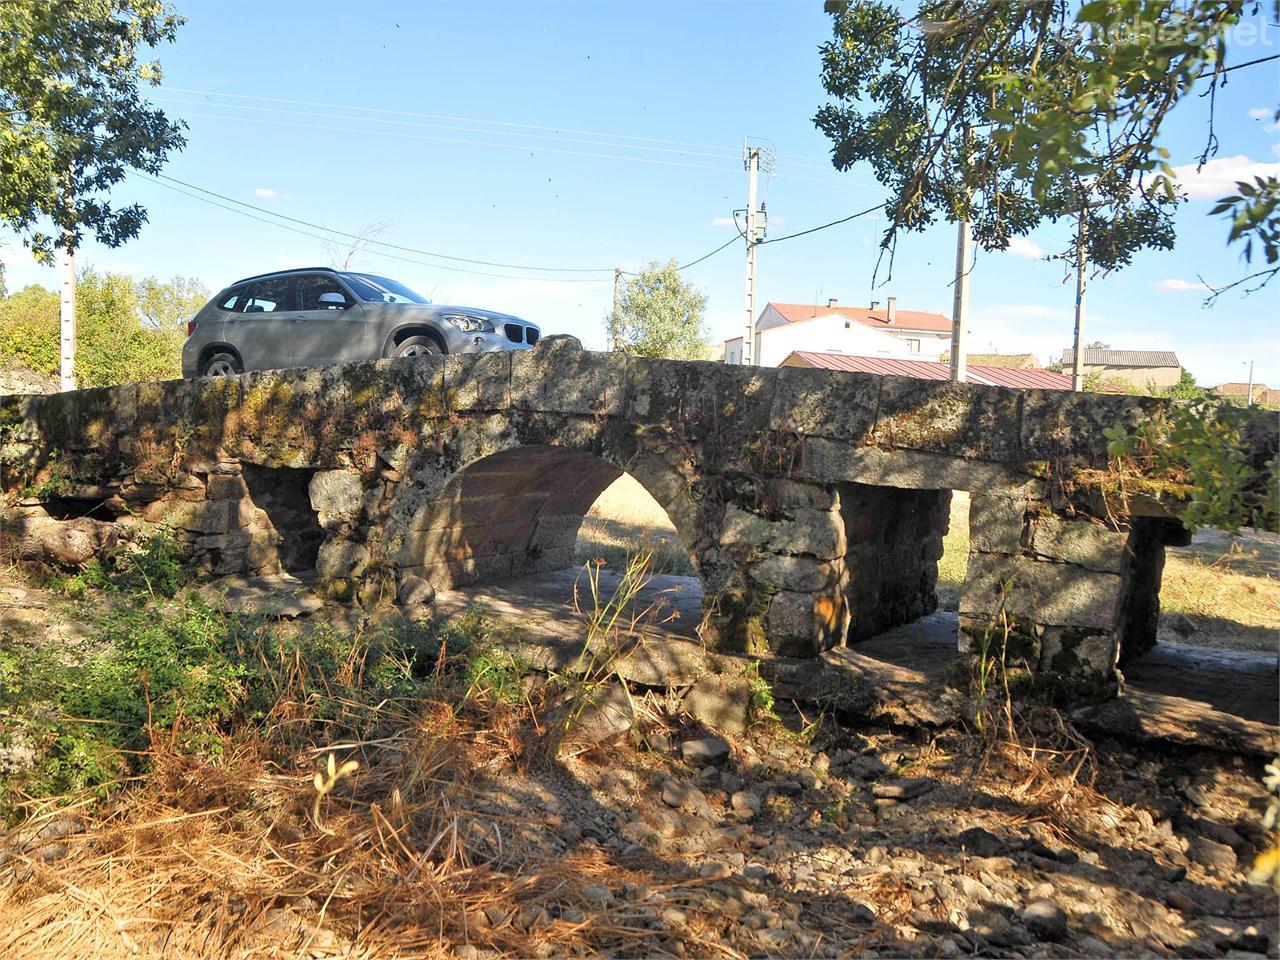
[201,352,242,377]
[391,335,443,359]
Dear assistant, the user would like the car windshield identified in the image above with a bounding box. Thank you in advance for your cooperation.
[341,273,430,304]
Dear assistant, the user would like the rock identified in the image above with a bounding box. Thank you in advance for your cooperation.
[1022,900,1068,942]
[396,571,435,606]
[1169,613,1196,638]
[872,777,935,801]
[1187,836,1237,875]
[583,884,613,906]
[681,737,731,766]
[661,780,709,813]
[19,516,117,569]
[554,683,634,750]
[844,754,889,781]
[683,675,751,734]
[957,826,1008,858]
[731,791,761,822]
[308,470,365,526]
[700,861,733,880]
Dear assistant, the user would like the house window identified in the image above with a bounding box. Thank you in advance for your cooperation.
[906,338,921,354]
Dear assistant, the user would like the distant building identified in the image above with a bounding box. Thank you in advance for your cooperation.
[1059,348,1182,390]
[938,352,1039,369]
[781,351,1072,390]
[1216,382,1280,407]
[724,298,951,367]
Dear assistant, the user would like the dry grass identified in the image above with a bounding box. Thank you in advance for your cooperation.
[575,475,693,576]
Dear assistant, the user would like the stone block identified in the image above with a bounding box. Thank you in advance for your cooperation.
[968,494,1030,555]
[761,477,837,512]
[798,442,1036,493]
[1027,514,1127,574]
[765,589,848,657]
[683,675,751,734]
[874,377,1022,462]
[960,553,1122,629]
[768,366,880,441]
[316,538,370,581]
[1038,626,1117,676]
[397,571,436,606]
[309,470,365,527]
[1020,390,1160,464]
[627,357,777,439]
[721,503,846,560]
[749,554,839,592]
[511,341,624,415]
[444,351,511,411]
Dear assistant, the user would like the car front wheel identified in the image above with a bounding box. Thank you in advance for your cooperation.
[201,352,242,377]
[392,335,442,359]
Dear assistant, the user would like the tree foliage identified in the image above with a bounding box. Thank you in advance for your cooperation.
[606,260,710,360]
[135,274,209,330]
[814,0,1257,274]
[0,271,187,386]
[0,0,186,257]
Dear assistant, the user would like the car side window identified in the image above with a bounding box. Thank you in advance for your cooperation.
[218,287,245,312]
[298,275,351,311]
[242,277,294,314]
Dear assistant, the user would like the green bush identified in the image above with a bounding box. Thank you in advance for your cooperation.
[0,270,202,388]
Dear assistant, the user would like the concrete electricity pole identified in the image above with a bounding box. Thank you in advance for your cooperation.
[1071,212,1088,393]
[742,145,760,366]
[948,217,972,383]
[58,239,76,393]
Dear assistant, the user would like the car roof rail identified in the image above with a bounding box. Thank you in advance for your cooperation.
[230,266,339,285]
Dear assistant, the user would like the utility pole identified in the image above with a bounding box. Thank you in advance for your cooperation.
[612,268,623,351]
[948,217,972,383]
[1071,212,1088,392]
[1245,360,1255,405]
[949,126,972,383]
[58,238,76,393]
[742,144,760,366]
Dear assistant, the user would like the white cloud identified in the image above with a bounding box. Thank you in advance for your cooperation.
[1004,236,1046,260]
[1248,107,1272,120]
[1171,155,1280,200]
[1152,278,1212,293]
[708,217,735,228]
[253,187,278,200]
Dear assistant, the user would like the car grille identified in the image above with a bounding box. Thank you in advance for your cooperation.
[504,323,523,343]
[526,328,539,345]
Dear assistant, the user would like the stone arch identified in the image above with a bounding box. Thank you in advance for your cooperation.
[386,443,703,593]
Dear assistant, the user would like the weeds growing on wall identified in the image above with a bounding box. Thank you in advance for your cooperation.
[1103,400,1279,533]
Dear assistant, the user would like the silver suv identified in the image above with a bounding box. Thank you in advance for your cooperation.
[181,267,541,377]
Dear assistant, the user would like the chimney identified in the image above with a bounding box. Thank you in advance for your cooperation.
[870,300,880,310]
[887,296,897,324]
[827,297,838,309]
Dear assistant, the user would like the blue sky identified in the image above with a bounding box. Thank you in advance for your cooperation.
[3,0,1279,386]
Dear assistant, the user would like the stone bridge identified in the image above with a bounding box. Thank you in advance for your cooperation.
[2,337,1275,694]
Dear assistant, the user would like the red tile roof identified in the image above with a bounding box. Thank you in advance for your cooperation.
[783,351,1072,390]
[768,301,952,334]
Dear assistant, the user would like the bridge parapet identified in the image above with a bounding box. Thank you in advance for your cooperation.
[3,338,1275,698]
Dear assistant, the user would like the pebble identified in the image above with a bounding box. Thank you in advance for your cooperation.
[872,777,935,801]
[1187,836,1238,874]
[661,780,709,813]
[957,826,1007,857]
[583,883,613,905]
[731,790,761,821]
[1022,900,1068,942]
[681,737,730,765]
[700,861,733,880]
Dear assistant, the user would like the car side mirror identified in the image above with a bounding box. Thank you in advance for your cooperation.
[318,292,347,309]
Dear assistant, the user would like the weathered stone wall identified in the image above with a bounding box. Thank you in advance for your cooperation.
[3,338,1276,695]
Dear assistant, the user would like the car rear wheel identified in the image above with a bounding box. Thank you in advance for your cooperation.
[201,352,242,377]
[393,335,442,359]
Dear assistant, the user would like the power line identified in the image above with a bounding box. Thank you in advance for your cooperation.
[147,171,615,274]
[136,173,615,283]
[757,202,887,245]
[172,108,743,176]
[161,86,750,158]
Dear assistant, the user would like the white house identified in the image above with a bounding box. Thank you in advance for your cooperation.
[724,298,952,366]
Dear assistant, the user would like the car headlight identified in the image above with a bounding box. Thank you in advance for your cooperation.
[442,314,494,333]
